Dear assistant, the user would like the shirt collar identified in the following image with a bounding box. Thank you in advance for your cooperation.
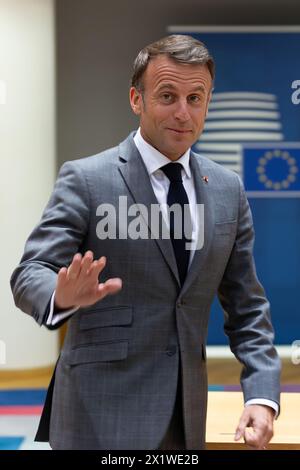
[134,128,191,179]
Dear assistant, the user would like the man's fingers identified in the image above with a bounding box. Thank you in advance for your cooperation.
[57,267,68,287]
[97,278,122,298]
[87,256,106,277]
[235,406,274,449]
[57,252,120,308]
[245,421,273,449]
[236,426,264,449]
[244,428,266,449]
[67,253,82,280]
[77,251,94,280]
[244,428,257,447]
[234,428,244,442]
[234,414,249,441]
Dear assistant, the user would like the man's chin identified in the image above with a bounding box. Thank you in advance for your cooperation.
[163,145,191,160]
[169,137,191,151]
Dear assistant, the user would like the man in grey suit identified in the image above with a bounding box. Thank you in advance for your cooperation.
[11,35,280,450]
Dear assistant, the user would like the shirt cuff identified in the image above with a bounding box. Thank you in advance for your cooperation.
[245,398,279,418]
[46,291,79,326]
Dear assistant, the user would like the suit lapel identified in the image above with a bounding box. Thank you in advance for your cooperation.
[181,152,214,295]
[118,134,180,286]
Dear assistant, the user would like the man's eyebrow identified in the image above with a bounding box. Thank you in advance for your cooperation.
[156,83,206,93]
[190,86,206,94]
[156,83,176,91]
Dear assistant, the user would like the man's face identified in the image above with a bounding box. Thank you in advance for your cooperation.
[130,55,212,160]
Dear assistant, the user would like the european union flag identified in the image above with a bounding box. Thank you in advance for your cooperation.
[242,144,300,195]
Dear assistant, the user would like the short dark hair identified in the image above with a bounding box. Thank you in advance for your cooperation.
[131,34,215,91]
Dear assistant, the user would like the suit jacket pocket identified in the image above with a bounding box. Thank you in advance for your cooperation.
[66,340,128,365]
[79,306,133,330]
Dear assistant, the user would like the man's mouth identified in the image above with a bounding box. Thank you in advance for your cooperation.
[166,128,192,134]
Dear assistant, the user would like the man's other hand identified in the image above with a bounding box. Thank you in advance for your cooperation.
[234,404,275,450]
[54,251,122,310]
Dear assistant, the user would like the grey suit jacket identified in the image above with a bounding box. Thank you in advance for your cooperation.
[10,132,281,450]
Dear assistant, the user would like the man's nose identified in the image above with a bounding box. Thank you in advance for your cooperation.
[174,100,190,122]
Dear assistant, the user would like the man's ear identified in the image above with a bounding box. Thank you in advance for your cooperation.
[129,87,142,115]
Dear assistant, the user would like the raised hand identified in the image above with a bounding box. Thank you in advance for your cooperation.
[54,251,122,310]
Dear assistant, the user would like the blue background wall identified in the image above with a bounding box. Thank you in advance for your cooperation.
[188,30,300,345]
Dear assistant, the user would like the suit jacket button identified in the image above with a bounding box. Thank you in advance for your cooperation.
[166,345,177,356]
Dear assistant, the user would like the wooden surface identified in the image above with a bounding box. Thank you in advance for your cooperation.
[0,366,54,389]
[206,391,300,450]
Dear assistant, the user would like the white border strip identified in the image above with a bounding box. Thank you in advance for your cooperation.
[207,345,293,359]
[168,25,300,33]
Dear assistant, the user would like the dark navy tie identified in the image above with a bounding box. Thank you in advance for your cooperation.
[161,162,192,285]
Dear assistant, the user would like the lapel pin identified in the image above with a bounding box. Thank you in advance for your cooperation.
[202,176,209,183]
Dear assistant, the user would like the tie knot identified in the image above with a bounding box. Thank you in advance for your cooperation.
[161,162,183,182]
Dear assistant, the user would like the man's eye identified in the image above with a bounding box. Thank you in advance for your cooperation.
[189,95,201,103]
[161,93,173,102]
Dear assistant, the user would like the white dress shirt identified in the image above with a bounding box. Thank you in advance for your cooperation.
[134,127,199,265]
[47,128,279,416]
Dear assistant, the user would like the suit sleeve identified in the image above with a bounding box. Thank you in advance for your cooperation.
[217,175,281,407]
[10,160,90,328]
